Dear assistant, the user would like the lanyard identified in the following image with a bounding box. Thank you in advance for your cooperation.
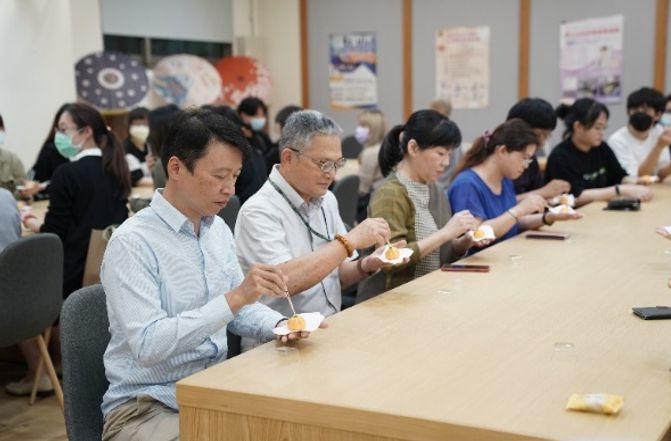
[268,178,331,241]
[268,177,337,311]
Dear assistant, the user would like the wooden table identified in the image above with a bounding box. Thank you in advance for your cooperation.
[177,185,671,441]
[20,186,155,237]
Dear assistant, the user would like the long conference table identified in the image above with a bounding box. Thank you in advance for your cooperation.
[178,184,671,441]
[19,186,154,236]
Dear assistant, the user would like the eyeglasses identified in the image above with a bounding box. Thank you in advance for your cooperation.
[56,126,81,135]
[289,148,347,173]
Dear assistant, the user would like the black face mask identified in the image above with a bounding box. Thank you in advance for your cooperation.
[629,112,654,132]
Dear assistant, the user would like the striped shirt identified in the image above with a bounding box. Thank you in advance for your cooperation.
[100,189,284,416]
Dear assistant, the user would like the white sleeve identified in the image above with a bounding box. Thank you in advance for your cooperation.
[607,132,639,177]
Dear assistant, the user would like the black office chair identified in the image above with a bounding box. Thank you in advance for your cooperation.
[331,175,360,230]
[61,285,110,441]
[218,195,241,232]
[341,135,363,159]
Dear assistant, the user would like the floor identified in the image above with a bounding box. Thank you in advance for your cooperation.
[0,361,66,441]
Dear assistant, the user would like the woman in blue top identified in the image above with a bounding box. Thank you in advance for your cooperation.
[448,119,581,244]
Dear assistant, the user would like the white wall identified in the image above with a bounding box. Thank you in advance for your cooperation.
[70,0,104,61]
[101,0,233,42]
[0,0,79,169]
[256,0,302,120]
[233,0,302,132]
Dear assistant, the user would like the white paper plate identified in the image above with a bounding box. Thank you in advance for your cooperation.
[376,245,414,265]
[468,225,495,242]
[549,204,575,215]
[641,175,659,184]
[550,194,575,207]
[273,312,325,336]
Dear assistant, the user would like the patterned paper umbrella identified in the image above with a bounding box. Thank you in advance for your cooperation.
[75,51,149,110]
[215,56,272,106]
[151,54,222,108]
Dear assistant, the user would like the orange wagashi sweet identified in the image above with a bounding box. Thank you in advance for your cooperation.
[385,246,400,260]
[560,206,571,214]
[559,194,570,205]
[287,315,306,331]
[473,229,486,239]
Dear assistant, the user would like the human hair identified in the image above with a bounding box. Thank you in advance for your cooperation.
[237,97,268,117]
[147,104,181,158]
[454,118,539,175]
[278,110,342,153]
[626,87,665,113]
[275,105,303,129]
[161,108,251,177]
[556,98,610,139]
[665,94,671,107]
[428,98,452,118]
[506,98,557,130]
[127,107,149,125]
[358,109,388,147]
[210,105,245,127]
[62,103,131,198]
[378,109,461,177]
[42,104,69,146]
[0,113,4,130]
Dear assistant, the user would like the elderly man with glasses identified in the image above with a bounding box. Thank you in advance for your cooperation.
[235,110,395,324]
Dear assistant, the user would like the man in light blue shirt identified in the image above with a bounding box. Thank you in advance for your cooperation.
[101,110,311,441]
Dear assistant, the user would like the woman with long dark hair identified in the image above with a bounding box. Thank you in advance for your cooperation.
[448,119,581,245]
[9,103,130,396]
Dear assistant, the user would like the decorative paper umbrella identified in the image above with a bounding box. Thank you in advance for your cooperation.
[151,54,222,108]
[75,51,149,110]
[215,56,272,106]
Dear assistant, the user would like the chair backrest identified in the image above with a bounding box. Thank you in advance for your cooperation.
[331,175,360,229]
[82,225,116,287]
[61,285,111,441]
[0,234,63,347]
[341,135,363,159]
[218,195,241,232]
[355,270,387,304]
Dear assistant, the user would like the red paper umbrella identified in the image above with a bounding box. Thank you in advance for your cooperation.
[215,56,272,106]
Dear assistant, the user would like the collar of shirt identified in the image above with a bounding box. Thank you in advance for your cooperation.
[150,189,215,235]
[268,164,324,213]
[71,147,102,162]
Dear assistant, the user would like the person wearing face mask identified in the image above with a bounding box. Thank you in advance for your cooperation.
[607,87,671,182]
[238,97,277,172]
[0,113,27,192]
[123,107,154,187]
[10,103,131,397]
[546,98,653,207]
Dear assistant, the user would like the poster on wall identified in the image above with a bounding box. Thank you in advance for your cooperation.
[435,26,490,109]
[559,14,624,104]
[329,32,378,110]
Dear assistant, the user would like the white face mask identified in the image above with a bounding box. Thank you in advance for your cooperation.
[250,117,266,131]
[354,125,370,145]
[129,124,150,143]
[660,112,671,127]
[0,131,5,146]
